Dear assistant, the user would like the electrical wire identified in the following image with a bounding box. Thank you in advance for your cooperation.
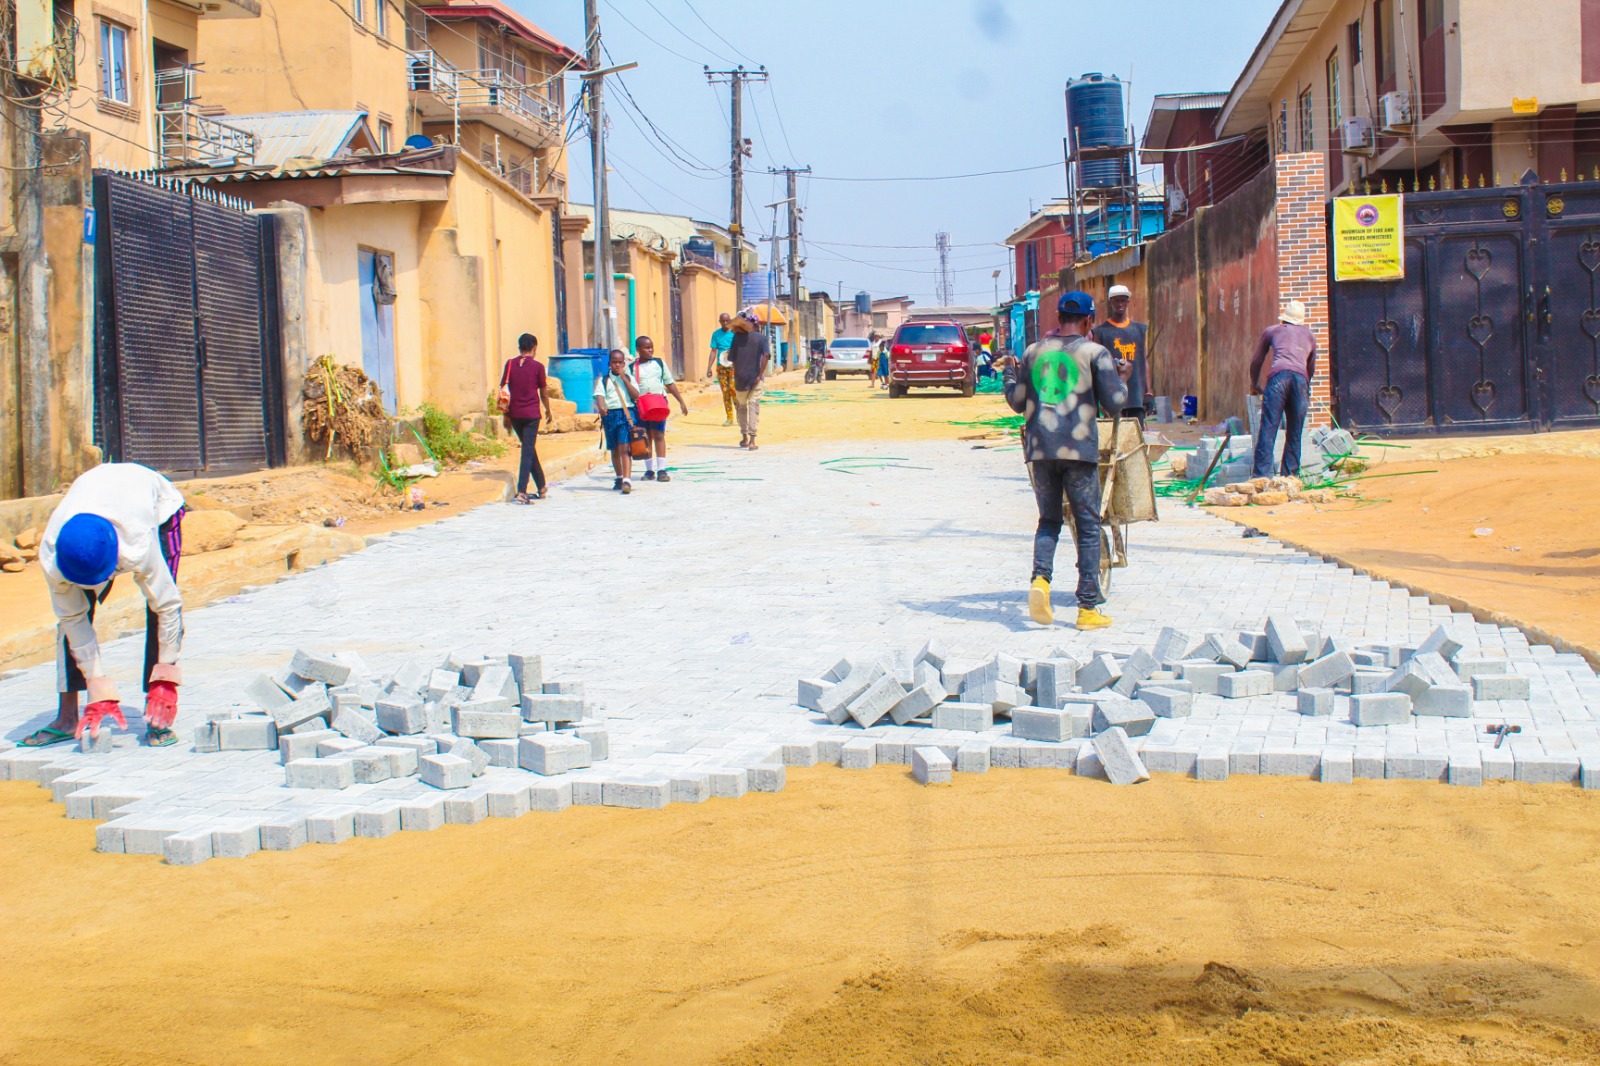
[809,161,1059,182]
[676,0,756,65]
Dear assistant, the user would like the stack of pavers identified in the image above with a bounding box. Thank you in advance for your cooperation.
[795,613,1541,787]
[206,648,610,794]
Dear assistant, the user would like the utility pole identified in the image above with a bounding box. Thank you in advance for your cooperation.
[580,3,639,350]
[935,231,954,307]
[768,165,810,350]
[705,65,767,293]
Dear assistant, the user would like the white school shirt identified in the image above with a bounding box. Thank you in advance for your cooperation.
[40,463,187,679]
[633,358,675,396]
[593,373,635,411]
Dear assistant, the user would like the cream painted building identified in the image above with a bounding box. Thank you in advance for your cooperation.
[1218,0,1600,196]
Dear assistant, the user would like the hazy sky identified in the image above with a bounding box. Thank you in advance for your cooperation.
[521,0,1280,305]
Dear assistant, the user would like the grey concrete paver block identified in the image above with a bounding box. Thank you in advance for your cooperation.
[419,753,472,789]
[840,737,877,769]
[518,734,592,776]
[1217,670,1273,699]
[1297,688,1334,716]
[1474,674,1531,700]
[1091,727,1149,785]
[912,746,953,785]
[1265,612,1308,664]
[1351,693,1412,726]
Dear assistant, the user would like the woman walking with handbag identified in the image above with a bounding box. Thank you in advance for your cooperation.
[594,349,642,494]
[498,333,552,504]
[630,336,689,483]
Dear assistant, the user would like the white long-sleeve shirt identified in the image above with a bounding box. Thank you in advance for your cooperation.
[40,463,186,680]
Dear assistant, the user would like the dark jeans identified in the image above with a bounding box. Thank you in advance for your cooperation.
[510,417,546,494]
[1251,370,1309,478]
[1030,460,1102,608]
[62,509,183,695]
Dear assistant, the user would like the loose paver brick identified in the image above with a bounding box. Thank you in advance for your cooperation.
[1092,727,1149,786]
[912,746,953,785]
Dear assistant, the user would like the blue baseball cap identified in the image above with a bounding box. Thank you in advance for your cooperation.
[1057,290,1095,316]
[55,513,118,587]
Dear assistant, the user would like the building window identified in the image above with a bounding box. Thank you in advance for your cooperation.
[1277,100,1289,155]
[1421,0,1444,36]
[405,5,428,48]
[1326,51,1343,149]
[98,20,130,104]
[351,0,364,25]
[1299,87,1315,152]
[1374,0,1395,86]
[479,31,527,83]
[378,119,392,153]
[1347,19,1362,66]
[373,0,386,37]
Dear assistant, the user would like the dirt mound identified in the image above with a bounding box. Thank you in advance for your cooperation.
[187,467,401,525]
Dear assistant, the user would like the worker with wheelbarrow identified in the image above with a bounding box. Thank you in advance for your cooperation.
[999,291,1131,630]
[22,462,188,748]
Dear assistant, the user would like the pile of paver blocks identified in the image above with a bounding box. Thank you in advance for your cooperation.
[798,616,1531,788]
[1187,425,1355,484]
[205,648,610,791]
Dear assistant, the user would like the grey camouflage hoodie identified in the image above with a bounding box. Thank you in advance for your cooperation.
[1002,333,1128,464]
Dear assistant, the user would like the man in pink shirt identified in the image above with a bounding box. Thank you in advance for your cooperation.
[1248,300,1318,479]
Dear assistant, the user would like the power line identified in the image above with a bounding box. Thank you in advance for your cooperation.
[677,0,756,65]
[808,161,1060,183]
[599,0,703,65]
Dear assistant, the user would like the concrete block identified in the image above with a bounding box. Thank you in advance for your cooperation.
[914,638,949,672]
[1033,658,1078,709]
[163,827,214,866]
[451,707,521,739]
[279,728,339,764]
[670,773,712,804]
[457,659,495,687]
[218,717,279,751]
[1412,684,1473,717]
[912,746,953,785]
[1262,662,1300,692]
[781,741,819,767]
[1177,660,1231,695]
[1075,744,1104,778]
[444,791,490,824]
[291,649,352,686]
[1349,669,1389,695]
[821,657,852,683]
[1204,633,1253,668]
[748,764,786,792]
[285,757,355,790]
[353,803,402,838]
[79,728,114,754]
[1410,651,1460,689]
[955,742,990,773]
[471,664,519,705]
[1153,626,1199,665]
[1260,746,1318,777]
[426,669,459,701]
[1416,625,1465,661]
[1481,747,1516,780]
[375,697,427,735]
[913,660,942,692]
[989,681,1026,713]
[1092,727,1149,785]
[603,779,672,809]
[292,716,330,734]
[1139,687,1192,719]
[526,780,571,811]
[709,769,748,798]
[520,693,585,724]
[1319,749,1354,783]
[1217,670,1273,699]
[518,733,592,775]
[331,707,383,745]
[245,673,293,712]
[400,795,449,831]
[1452,656,1507,681]
[1385,660,1434,699]
[847,675,906,729]
[797,678,830,712]
[305,808,358,844]
[1352,749,1387,779]
[1011,707,1074,743]
[1448,752,1483,787]
[504,651,543,696]
[478,738,519,768]
[484,784,530,818]
[192,722,221,753]
[574,723,609,761]
[419,753,472,789]
[1092,698,1156,737]
[373,735,437,757]
[891,679,947,725]
[840,737,877,769]
[1515,753,1580,785]
[385,659,429,697]
[1386,753,1448,782]
[1077,653,1122,692]
[1473,674,1531,700]
[932,702,993,732]
[1228,747,1261,775]
[1297,650,1355,690]
[1195,747,1229,782]
[1350,692,1412,726]
[1265,612,1309,664]
[817,662,885,723]
[1580,755,1600,791]
[1297,688,1335,716]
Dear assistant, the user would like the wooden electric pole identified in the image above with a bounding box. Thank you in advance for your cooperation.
[705,65,766,291]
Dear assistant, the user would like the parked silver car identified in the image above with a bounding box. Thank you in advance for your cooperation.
[823,337,873,378]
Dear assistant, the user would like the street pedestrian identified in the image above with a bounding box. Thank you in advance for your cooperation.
[23,463,188,748]
[706,312,737,426]
[1000,291,1130,630]
[632,335,690,482]
[499,333,552,504]
[728,308,770,450]
[594,348,641,494]
[876,341,890,390]
[866,333,880,388]
[1091,284,1148,418]
[1249,299,1317,479]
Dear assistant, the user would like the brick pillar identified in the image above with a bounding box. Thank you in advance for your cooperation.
[1273,153,1332,428]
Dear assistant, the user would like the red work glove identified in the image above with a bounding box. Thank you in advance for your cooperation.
[77,700,127,740]
[145,680,179,730]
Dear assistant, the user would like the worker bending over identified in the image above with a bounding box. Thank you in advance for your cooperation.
[23,463,187,747]
[1000,291,1131,630]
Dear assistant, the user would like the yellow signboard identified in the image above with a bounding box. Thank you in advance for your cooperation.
[1512,96,1539,115]
[1332,194,1405,282]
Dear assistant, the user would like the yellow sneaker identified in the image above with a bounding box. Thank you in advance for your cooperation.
[1028,577,1053,625]
[1076,607,1113,630]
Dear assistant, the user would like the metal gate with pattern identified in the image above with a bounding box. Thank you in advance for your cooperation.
[94,172,285,477]
[1331,176,1600,434]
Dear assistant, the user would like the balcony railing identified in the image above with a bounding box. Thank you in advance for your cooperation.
[407,50,559,144]
[153,65,256,167]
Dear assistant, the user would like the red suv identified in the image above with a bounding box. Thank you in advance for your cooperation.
[887,321,976,397]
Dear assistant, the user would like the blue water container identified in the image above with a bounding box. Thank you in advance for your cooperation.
[552,351,607,414]
[1066,73,1129,189]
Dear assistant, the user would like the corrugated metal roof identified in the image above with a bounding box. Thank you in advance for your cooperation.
[217,111,374,168]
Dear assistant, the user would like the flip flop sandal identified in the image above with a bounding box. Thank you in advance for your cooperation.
[20,726,74,748]
[145,726,177,747]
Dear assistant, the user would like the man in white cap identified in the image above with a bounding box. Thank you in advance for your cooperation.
[1249,299,1318,478]
[1091,284,1148,418]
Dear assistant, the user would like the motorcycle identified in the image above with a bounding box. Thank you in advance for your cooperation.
[804,348,825,384]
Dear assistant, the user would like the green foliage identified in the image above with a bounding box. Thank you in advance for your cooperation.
[415,403,505,465]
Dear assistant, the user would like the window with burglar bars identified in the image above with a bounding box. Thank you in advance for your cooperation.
[1277,100,1288,155]
[1299,87,1315,152]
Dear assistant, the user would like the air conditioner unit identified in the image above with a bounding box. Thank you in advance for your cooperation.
[1342,116,1376,154]
[1380,91,1414,131]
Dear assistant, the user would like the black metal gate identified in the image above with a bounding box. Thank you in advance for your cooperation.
[94,172,285,477]
[1331,175,1600,434]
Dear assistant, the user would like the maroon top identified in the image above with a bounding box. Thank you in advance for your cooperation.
[502,356,547,420]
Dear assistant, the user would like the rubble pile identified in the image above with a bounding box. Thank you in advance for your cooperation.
[797,617,1526,786]
[1203,475,1337,508]
[198,648,609,790]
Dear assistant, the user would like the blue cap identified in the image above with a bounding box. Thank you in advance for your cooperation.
[55,514,118,587]
[1058,290,1095,316]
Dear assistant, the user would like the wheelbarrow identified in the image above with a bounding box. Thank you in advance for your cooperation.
[1066,415,1171,591]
